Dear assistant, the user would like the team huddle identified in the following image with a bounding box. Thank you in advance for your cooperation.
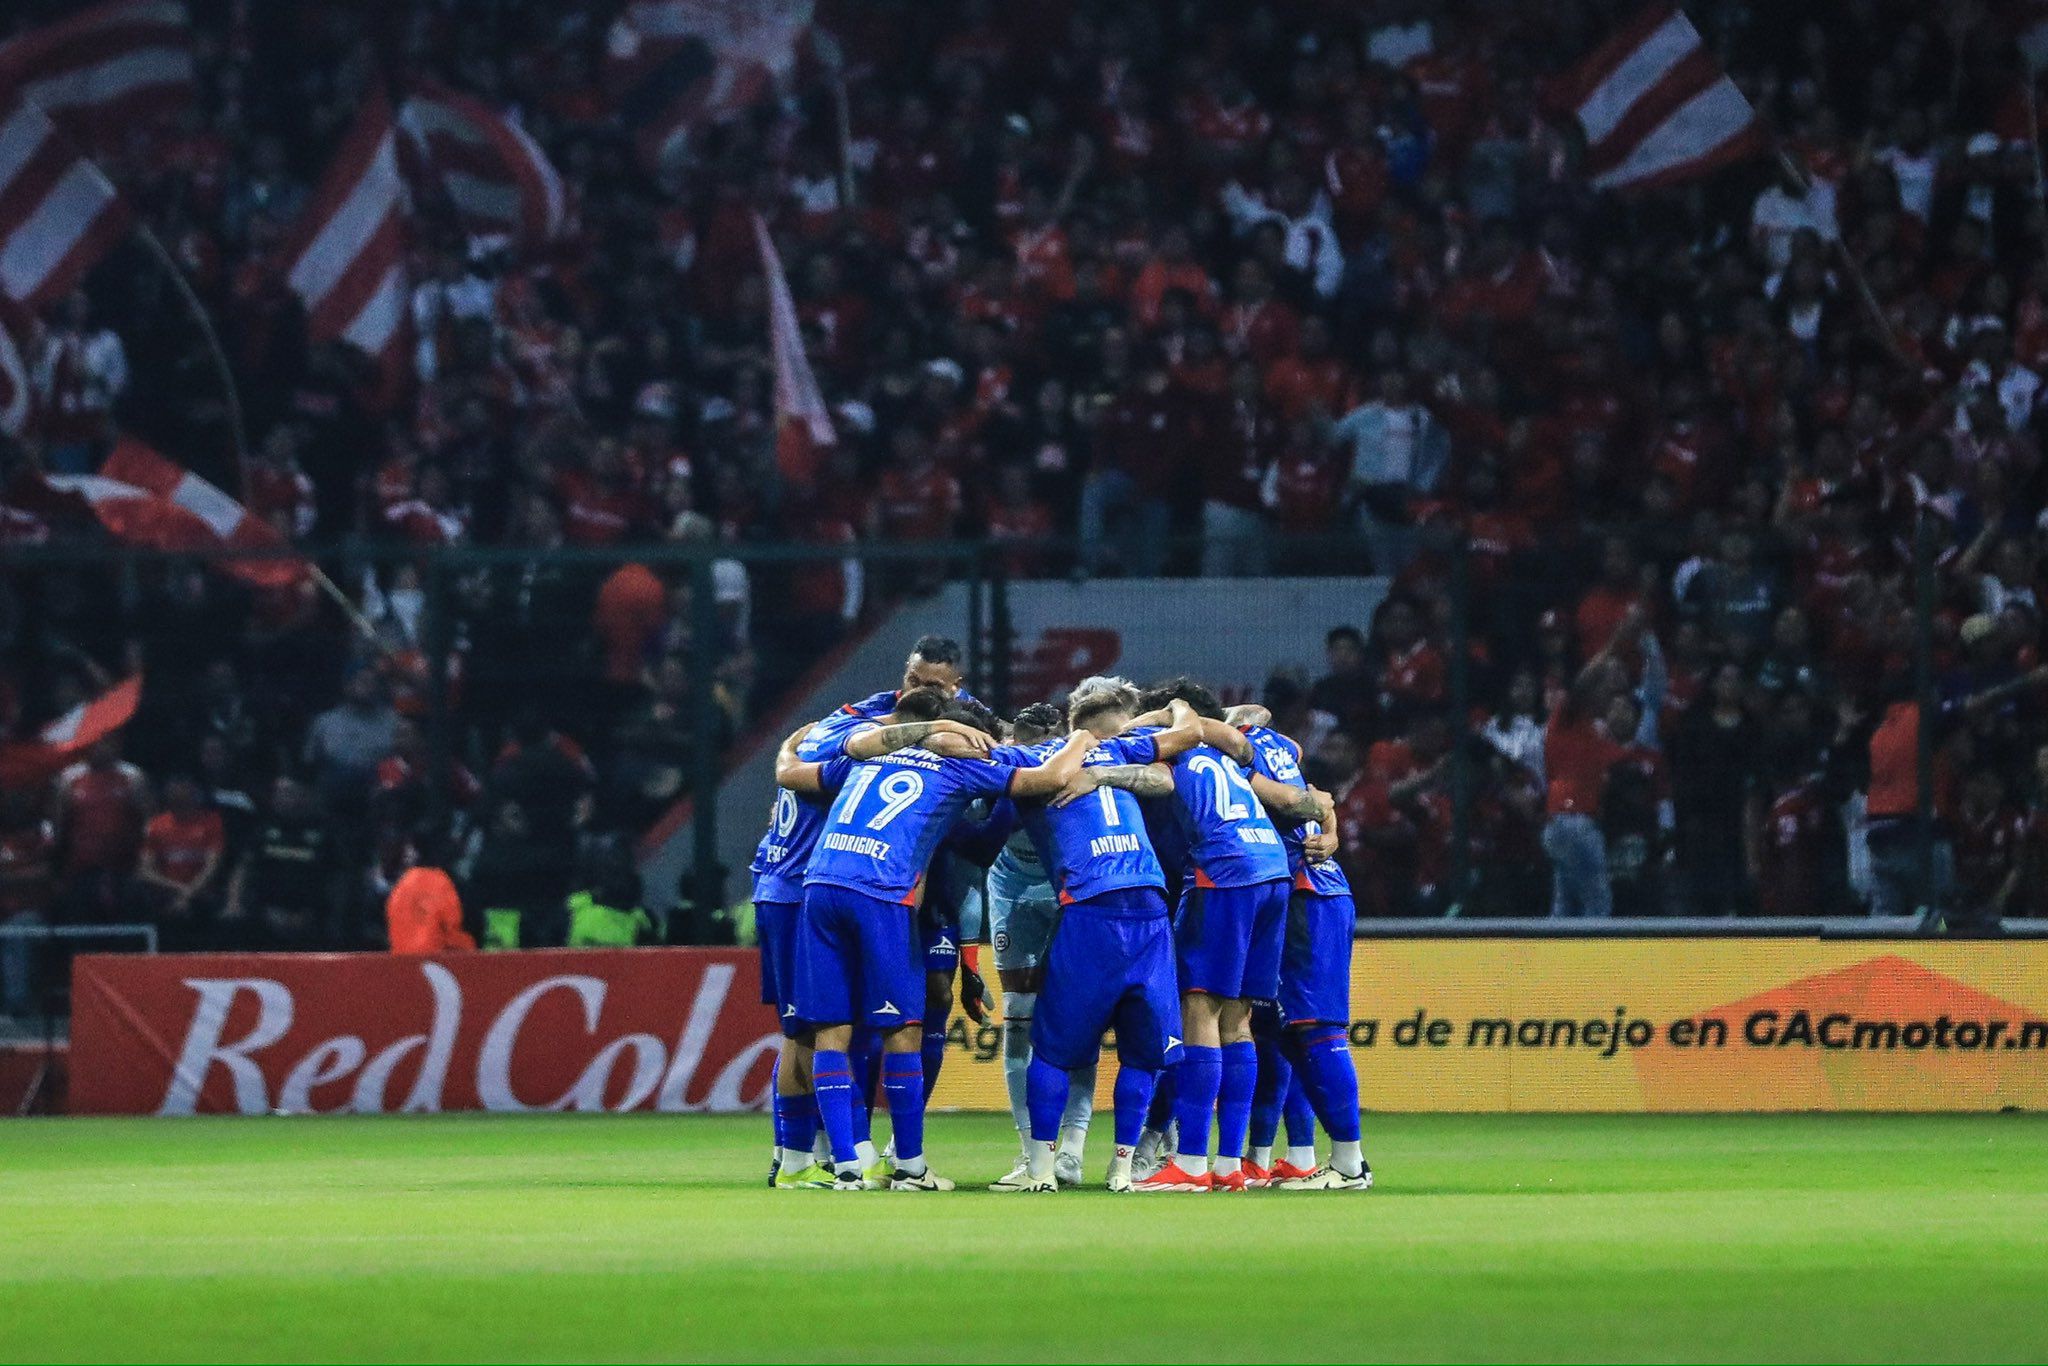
[750,635,1371,1193]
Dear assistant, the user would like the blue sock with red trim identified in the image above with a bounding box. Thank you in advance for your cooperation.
[1025,1056,1068,1145]
[1215,1040,1258,1162]
[880,1052,926,1170]
[1112,1066,1155,1147]
[811,1048,858,1168]
[1250,1032,1290,1152]
[1300,1025,1361,1143]
[1172,1045,1221,1167]
[849,1030,882,1146]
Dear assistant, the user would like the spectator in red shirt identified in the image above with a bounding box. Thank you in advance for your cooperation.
[54,739,151,923]
[1200,360,1278,576]
[1575,535,1651,666]
[131,776,225,946]
[1541,607,1648,917]
[1079,354,1181,576]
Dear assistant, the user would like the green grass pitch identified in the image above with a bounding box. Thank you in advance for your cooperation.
[2,1112,2044,1363]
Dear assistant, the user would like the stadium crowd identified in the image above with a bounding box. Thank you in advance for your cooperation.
[5,0,2048,979]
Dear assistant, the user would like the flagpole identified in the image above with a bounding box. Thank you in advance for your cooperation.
[128,222,249,479]
[127,221,381,641]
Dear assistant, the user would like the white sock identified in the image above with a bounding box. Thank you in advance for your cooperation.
[779,1146,813,1171]
[855,1139,881,1168]
[1331,1140,1363,1178]
[1135,1129,1165,1162]
[1251,1144,1274,1169]
[833,1159,861,1177]
[1027,1139,1056,1182]
[1110,1145,1134,1184]
[1061,1061,1096,1134]
[1213,1155,1241,1177]
[1179,1153,1209,1176]
[1057,1123,1088,1162]
[813,1130,832,1162]
[1002,995,1035,1140]
[1286,1144,1318,1170]
[896,1153,927,1177]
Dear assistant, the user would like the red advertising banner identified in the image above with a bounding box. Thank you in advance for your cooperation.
[70,950,782,1116]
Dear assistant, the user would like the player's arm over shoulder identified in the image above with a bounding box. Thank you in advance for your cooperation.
[1006,729,1095,798]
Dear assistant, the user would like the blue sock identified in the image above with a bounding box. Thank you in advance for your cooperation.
[1301,1026,1361,1143]
[770,1057,787,1150]
[1282,1072,1316,1149]
[1113,1066,1155,1146]
[1250,1032,1291,1150]
[850,1030,883,1145]
[921,1028,946,1100]
[1025,1056,1068,1144]
[811,1048,858,1166]
[1216,1040,1258,1159]
[880,1052,925,1164]
[1173,1045,1222,1159]
[1146,1067,1177,1132]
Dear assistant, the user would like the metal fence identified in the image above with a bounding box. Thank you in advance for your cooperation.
[3,520,1967,958]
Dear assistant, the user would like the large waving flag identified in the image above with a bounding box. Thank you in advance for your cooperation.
[38,437,308,589]
[399,80,566,251]
[0,101,131,307]
[0,0,194,154]
[606,0,814,172]
[0,673,142,790]
[1556,5,1763,191]
[277,91,408,379]
[754,213,832,488]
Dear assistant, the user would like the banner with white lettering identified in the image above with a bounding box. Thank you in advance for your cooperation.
[69,950,780,1116]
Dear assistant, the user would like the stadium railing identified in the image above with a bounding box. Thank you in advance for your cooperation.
[7,522,1956,941]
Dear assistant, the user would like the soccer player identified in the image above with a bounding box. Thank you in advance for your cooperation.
[749,686,991,1188]
[1239,718,1372,1190]
[1124,679,1323,1192]
[990,679,1213,1192]
[795,701,1092,1191]
[840,633,976,719]
[984,702,1098,1190]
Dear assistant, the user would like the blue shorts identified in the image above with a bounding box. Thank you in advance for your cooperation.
[1176,878,1289,1002]
[754,898,808,1038]
[1280,890,1356,1026]
[1032,888,1184,1072]
[920,909,960,978]
[793,883,924,1031]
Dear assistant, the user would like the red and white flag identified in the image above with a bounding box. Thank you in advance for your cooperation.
[0,101,131,307]
[40,436,307,589]
[0,673,142,789]
[607,0,814,171]
[1557,5,1762,192]
[0,0,194,153]
[754,213,832,487]
[399,80,565,251]
[278,91,408,376]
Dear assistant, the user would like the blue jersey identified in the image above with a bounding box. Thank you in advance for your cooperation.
[747,714,866,902]
[1241,724,1350,897]
[842,686,982,720]
[803,748,1020,903]
[1165,740,1291,889]
[1003,733,1166,904]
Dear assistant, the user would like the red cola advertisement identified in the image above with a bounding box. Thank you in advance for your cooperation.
[70,950,782,1116]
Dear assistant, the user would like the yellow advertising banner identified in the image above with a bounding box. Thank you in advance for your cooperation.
[928,938,2048,1113]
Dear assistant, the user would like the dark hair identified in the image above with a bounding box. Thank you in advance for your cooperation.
[1326,625,1366,652]
[893,685,949,722]
[1012,701,1064,742]
[941,697,1001,738]
[911,634,963,666]
[1139,676,1224,721]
